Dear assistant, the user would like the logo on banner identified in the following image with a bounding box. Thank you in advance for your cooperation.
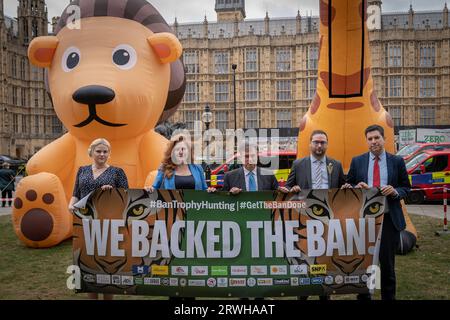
[180,278,187,287]
[257,278,273,286]
[96,274,111,284]
[83,274,95,283]
[290,264,308,275]
[121,276,134,286]
[151,265,169,276]
[144,277,160,285]
[299,277,311,285]
[250,266,267,275]
[111,275,121,285]
[344,276,360,284]
[188,279,206,287]
[311,277,324,285]
[270,265,288,275]
[207,278,217,287]
[291,277,299,286]
[274,278,290,285]
[217,278,228,287]
[229,278,246,287]
[325,276,334,285]
[211,266,228,276]
[247,278,257,287]
[335,275,344,284]
[171,266,188,276]
[134,277,144,285]
[170,278,179,286]
[132,265,149,275]
[191,266,208,276]
[230,266,248,276]
[310,265,327,275]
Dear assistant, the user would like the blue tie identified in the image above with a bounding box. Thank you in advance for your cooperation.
[248,171,257,192]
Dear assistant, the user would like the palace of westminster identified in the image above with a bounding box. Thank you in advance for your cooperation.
[0,0,449,158]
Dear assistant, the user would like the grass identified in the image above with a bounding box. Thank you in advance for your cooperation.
[0,213,448,300]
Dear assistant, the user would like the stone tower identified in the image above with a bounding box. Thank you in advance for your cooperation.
[18,0,48,45]
[215,0,246,22]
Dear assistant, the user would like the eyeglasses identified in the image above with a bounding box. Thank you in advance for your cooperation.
[311,141,328,146]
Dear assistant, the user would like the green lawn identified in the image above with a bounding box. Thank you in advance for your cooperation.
[0,214,448,300]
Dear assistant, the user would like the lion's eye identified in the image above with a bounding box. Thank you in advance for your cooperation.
[309,204,329,219]
[364,202,382,216]
[112,44,137,70]
[127,204,147,217]
[62,47,81,72]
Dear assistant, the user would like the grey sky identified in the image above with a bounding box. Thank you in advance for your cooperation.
[4,0,449,24]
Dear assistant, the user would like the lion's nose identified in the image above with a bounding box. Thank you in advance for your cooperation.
[72,85,115,105]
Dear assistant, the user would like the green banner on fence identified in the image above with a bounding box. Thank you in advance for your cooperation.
[73,188,385,297]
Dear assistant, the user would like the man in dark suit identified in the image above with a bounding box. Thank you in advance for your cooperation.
[222,142,283,194]
[222,142,283,301]
[343,124,411,300]
[285,129,344,301]
[286,130,345,192]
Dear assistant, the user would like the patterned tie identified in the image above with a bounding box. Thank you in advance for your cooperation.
[315,160,323,189]
[248,171,257,192]
[373,156,380,187]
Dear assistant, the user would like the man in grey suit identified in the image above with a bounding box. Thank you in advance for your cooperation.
[285,129,345,301]
[223,142,285,194]
[286,130,345,193]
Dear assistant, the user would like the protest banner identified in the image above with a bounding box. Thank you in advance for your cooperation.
[73,188,385,297]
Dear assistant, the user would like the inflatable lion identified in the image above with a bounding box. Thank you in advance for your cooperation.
[12,0,186,248]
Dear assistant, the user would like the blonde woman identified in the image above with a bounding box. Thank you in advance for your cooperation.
[68,138,128,300]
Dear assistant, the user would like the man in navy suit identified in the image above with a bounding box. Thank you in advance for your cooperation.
[343,125,411,300]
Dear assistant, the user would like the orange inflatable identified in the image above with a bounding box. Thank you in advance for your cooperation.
[298,0,417,254]
[297,0,395,172]
[12,0,186,248]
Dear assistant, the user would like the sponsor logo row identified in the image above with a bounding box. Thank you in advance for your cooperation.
[84,274,369,287]
[132,264,328,276]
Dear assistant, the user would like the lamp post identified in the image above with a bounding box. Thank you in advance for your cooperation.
[232,64,238,165]
[202,104,213,186]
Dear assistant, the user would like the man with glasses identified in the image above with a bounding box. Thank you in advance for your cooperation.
[285,130,345,301]
[286,130,345,194]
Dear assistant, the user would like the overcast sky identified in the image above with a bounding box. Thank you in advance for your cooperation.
[4,0,449,24]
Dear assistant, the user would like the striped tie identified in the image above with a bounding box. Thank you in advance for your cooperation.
[315,160,323,189]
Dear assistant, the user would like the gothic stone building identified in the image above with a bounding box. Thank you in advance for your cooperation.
[171,0,450,132]
[0,0,63,159]
[1,1,449,158]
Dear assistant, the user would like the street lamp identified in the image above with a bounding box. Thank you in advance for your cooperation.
[202,104,213,186]
[232,64,237,131]
[231,64,238,165]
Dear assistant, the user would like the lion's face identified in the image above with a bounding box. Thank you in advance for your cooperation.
[49,17,170,140]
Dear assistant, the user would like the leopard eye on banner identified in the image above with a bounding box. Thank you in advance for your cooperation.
[73,188,385,297]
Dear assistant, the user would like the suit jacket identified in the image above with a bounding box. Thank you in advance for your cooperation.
[285,156,345,189]
[222,167,279,192]
[346,152,411,231]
